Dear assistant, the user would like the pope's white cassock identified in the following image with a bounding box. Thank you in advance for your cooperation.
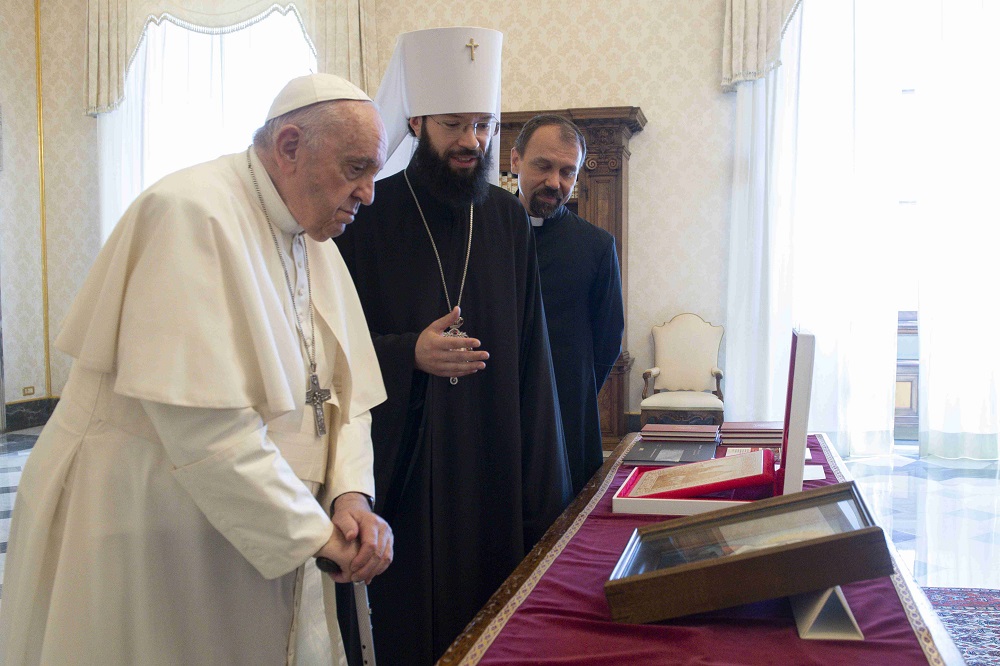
[0,148,385,665]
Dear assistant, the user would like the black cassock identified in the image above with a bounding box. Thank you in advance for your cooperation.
[334,166,572,665]
[532,205,624,495]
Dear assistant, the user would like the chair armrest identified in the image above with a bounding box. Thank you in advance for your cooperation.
[713,368,724,402]
[711,367,723,379]
[641,367,660,400]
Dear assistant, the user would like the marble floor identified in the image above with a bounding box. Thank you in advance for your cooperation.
[0,426,43,595]
[1,430,998,598]
[842,442,1000,589]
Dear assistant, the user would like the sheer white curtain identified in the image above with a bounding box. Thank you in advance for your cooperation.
[724,2,899,457]
[99,41,147,240]
[98,9,316,240]
[917,0,1000,460]
[722,0,803,421]
[721,35,798,425]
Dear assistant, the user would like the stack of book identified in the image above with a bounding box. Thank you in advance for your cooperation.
[717,421,785,462]
[718,421,783,446]
[639,423,720,443]
[625,424,720,467]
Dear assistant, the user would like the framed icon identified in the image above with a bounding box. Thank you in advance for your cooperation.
[605,481,893,624]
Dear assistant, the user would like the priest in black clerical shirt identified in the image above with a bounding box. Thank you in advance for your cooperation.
[512,115,626,496]
[333,28,572,666]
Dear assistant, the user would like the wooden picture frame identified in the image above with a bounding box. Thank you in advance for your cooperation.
[604,481,892,624]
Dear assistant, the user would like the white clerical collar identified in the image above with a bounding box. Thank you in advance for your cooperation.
[529,215,545,227]
[242,147,303,236]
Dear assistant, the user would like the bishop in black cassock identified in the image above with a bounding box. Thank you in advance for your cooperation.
[531,205,624,494]
[334,160,572,663]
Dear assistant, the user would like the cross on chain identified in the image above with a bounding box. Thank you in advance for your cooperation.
[466,38,479,61]
[442,317,470,385]
[306,371,331,436]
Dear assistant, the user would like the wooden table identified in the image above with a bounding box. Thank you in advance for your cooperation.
[439,433,964,665]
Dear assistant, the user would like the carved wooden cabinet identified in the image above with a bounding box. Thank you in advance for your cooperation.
[499,107,646,449]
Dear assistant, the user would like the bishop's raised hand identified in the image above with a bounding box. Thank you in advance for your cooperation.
[415,307,490,378]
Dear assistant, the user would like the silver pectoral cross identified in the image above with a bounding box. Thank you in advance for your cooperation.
[442,316,470,386]
[306,368,331,436]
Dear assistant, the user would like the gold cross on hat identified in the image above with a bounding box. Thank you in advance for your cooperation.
[466,38,479,61]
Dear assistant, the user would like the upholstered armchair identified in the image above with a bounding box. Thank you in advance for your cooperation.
[639,313,724,426]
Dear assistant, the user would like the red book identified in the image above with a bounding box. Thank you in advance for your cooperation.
[640,434,720,442]
[719,436,784,445]
[720,421,784,432]
[621,449,775,499]
[719,431,783,438]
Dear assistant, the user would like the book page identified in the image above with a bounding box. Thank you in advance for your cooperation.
[627,451,764,498]
[719,447,812,463]
[718,506,837,555]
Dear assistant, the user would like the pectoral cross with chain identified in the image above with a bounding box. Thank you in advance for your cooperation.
[466,38,479,61]
[305,364,331,436]
[442,315,470,386]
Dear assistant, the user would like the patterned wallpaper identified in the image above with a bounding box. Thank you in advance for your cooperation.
[39,0,102,397]
[0,0,99,404]
[0,0,734,412]
[372,0,735,411]
[0,2,45,405]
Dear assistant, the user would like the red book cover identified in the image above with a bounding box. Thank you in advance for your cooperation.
[719,431,784,439]
[640,434,720,442]
[720,421,784,432]
[621,449,775,499]
[719,436,784,445]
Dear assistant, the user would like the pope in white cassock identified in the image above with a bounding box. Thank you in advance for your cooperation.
[0,74,393,665]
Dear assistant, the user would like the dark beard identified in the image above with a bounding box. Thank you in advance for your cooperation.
[527,187,563,218]
[409,128,493,206]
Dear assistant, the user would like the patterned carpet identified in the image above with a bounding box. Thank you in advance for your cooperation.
[924,587,1000,665]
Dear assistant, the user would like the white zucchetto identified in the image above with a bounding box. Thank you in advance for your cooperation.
[265,73,371,122]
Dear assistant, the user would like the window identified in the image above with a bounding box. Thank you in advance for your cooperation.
[99,9,316,240]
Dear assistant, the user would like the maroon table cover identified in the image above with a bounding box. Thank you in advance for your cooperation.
[462,436,948,665]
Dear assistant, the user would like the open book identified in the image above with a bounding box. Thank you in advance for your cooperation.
[622,450,776,499]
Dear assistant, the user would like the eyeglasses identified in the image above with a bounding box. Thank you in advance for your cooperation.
[428,115,499,139]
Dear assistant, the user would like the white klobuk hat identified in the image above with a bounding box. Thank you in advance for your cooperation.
[375,26,503,181]
[266,73,371,122]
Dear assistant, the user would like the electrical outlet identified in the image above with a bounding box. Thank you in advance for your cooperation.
[22,386,35,396]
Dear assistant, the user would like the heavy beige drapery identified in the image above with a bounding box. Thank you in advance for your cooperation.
[85,0,377,115]
[722,0,801,87]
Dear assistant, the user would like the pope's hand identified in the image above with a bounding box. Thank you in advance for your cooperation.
[314,526,360,583]
[324,492,393,584]
[414,307,489,377]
